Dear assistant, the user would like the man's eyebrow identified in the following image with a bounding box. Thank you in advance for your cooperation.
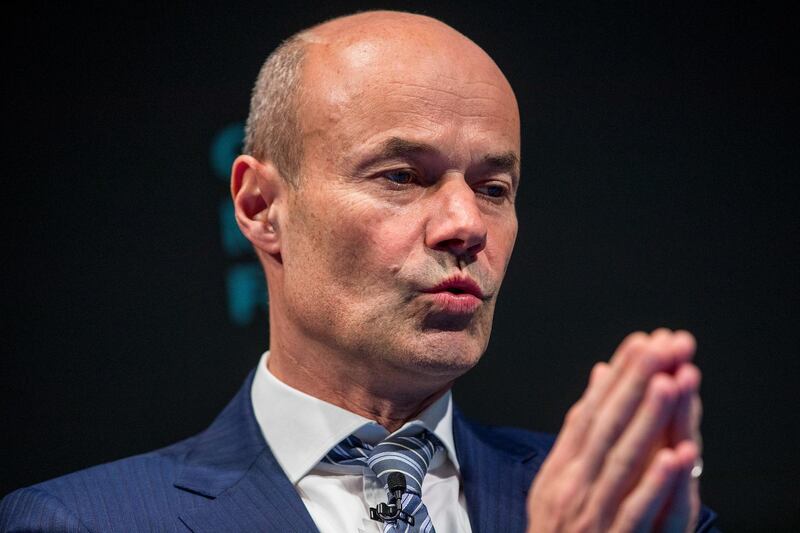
[483,151,519,173]
[482,151,520,187]
[377,137,439,159]
[357,136,520,183]
[352,137,438,173]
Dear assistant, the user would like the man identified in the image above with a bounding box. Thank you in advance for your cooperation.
[0,10,718,532]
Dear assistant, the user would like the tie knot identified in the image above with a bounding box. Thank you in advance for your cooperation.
[323,429,443,496]
[322,430,443,532]
[368,431,441,495]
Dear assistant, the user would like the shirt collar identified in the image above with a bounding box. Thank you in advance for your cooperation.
[250,350,461,484]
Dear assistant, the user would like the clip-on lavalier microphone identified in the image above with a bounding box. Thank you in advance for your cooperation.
[369,472,415,526]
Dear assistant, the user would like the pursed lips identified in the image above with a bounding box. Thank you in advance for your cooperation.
[422,275,485,299]
[420,275,486,315]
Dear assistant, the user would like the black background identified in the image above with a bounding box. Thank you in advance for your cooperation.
[4,2,798,531]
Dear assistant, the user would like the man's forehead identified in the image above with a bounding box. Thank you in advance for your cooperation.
[293,11,520,171]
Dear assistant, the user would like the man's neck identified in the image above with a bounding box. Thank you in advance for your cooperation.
[266,341,454,433]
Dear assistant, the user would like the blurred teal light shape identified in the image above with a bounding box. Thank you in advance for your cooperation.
[219,200,253,257]
[226,262,268,326]
[210,122,245,180]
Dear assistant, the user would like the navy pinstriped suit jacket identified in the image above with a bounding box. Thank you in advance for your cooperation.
[0,370,719,532]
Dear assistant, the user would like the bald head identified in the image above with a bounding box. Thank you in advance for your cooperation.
[304,10,495,58]
[244,10,518,185]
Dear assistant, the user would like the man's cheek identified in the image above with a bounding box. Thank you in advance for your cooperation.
[326,226,385,284]
[336,213,407,263]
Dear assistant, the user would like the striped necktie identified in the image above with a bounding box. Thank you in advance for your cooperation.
[323,430,443,532]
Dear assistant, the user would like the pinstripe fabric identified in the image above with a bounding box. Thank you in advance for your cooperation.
[322,432,442,532]
[0,370,720,532]
[0,371,318,533]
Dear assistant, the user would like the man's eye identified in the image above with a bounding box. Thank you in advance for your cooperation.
[475,183,509,198]
[384,170,417,185]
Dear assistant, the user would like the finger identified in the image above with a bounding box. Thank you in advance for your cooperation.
[593,328,691,424]
[610,448,682,533]
[545,358,630,470]
[691,394,703,455]
[554,332,666,461]
[676,391,703,532]
[669,364,701,445]
[545,334,658,471]
[667,330,697,370]
[582,332,677,473]
[593,329,694,413]
[544,330,693,475]
[609,330,657,367]
[588,331,660,406]
[557,361,610,443]
[655,441,699,532]
[590,361,610,387]
[588,373,680,518]
[581,333,651,415]
[541,358,628,477]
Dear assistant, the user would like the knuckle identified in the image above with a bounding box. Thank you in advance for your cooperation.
[614,503,639,533]
[622,331,648,347]
[565,402,584,425]
[656,449,678,477]
[674,329,696,345]
[650,373,679,401]
[634,348,660,375]
[609,448,637,474]
[573,513,596,533]
[591,361,607,378]
[542,485,573,518]
[624,332,650,353]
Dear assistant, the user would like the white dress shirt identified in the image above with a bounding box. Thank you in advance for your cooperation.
[251,351,473,533]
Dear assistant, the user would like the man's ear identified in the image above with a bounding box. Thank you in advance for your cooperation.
[231,155,285,256]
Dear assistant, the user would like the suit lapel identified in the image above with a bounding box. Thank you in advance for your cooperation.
[177,449,318,533]
[170,371,555,532]
[453,406,550,533]
[174,371,318,533]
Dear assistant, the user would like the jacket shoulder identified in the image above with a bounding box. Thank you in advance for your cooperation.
[0,436,203,532]
[0,486,90,533]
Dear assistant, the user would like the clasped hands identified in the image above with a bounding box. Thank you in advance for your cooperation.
[527,329,703,532]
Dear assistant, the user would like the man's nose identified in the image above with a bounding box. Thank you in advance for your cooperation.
[424,175,488,258]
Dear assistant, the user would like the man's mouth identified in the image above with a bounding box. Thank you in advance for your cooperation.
[423,275,484,298]
[421,275,485,315]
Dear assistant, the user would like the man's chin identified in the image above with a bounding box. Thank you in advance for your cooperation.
[421,311,475,331]
[401,329,487,376]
